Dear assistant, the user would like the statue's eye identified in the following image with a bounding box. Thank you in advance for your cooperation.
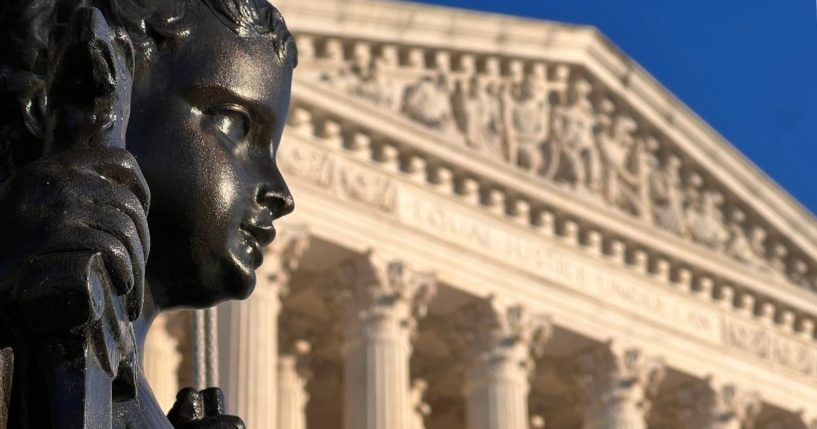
[206,104,251,143]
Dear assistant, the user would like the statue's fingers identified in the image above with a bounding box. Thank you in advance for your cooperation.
[90,185,150,262]
[65,166,148,288]
[51,148,151,213]
[81,203,145,320]
[92,149,151,213]
[35,160,150,261]
[45,225,135,297]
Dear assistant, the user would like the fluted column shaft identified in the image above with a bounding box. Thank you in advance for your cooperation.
[278,353,310,429]
[464,344,531,429]
[343,301,413,429]
[334,252,436,429]
[219,284,280,427]
[460,296,551,429]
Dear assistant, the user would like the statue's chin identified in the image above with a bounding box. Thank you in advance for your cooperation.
[224,238,260,300]
[217,263,257,304]
[145,248,256,310]
[193,248,258,308]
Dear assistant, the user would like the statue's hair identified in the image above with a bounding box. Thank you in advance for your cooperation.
[0,0,297,180]
[108,0,298,69]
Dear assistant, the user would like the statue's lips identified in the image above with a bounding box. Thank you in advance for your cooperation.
[239,222,275,268]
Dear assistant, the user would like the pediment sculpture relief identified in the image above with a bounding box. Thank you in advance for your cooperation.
[452,75,505,157]
[309,39,811,290]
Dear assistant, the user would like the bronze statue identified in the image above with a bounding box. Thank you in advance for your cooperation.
[0,0,297,427]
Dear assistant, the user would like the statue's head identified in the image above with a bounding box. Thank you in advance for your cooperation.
[0,0,298,309]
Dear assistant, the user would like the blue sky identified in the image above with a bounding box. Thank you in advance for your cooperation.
[414,0,817,215]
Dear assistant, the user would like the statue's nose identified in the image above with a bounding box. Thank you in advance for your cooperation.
[256,182,295,220]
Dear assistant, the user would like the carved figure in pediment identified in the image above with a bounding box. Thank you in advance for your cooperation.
[352,58,395,108]
[788,258,812,290]
[403,73,455,131]
[321,54,361,92]
[323,53,395,108]
[596,115,644,215]
[504,76,549,172]
[647,155,688,236]
[749,227,771,267]
[685,190,729,252]
[769,243,790,279]
[452,75,505,157]
[725,209,771,270]
[542,80,601,193]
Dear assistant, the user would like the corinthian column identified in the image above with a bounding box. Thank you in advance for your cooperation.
[576,343,665,429]
[675,380,760,429]
[218,226,310,428]
[333,252,437,429]
[459,295,552,429]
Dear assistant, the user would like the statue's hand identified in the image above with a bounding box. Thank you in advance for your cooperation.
[168,388,246,429]
[0,6,147,328]
[0,146,150,317]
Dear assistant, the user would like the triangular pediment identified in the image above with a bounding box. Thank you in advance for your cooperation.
[277,0,817,298]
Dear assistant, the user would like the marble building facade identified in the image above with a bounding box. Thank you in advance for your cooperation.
[143,0,817,428]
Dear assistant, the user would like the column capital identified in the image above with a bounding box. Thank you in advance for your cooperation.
[457,295,552,378]
[258,224,311,296]
[333,250,437,333]
[674,379,760,429]
[458,295,549,429]
[574,342,665,426]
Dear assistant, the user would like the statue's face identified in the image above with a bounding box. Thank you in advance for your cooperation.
[126,9,295,309]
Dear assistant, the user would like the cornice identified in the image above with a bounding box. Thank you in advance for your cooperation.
[277,0,591,50]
